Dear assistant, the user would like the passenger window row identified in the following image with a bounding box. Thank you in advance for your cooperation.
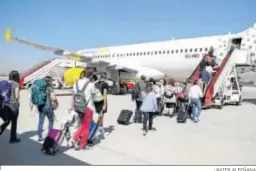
[93,47,210,58]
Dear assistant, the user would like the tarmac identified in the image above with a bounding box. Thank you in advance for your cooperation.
[1,87,256,165]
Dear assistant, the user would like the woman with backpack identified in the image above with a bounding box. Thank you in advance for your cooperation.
[0,71,21,143]
[37,76,58,141]
[163,79,177,116]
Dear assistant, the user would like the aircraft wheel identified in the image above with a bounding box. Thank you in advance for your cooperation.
[120,83,128,95]
[215,98,224,109]
[122,85,128,94]
[110,86,118,95]
[236,95,242,106]
[218,99,224,109]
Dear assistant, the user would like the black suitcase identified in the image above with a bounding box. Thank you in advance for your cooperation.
[177,102,190,123]
[117,110,133,125]
[177,111,187,123]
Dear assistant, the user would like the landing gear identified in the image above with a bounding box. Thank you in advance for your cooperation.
[108,70,129,95]
[214,94,224,109]
[235,95,242,106]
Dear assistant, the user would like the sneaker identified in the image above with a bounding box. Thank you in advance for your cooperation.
[193,117,199,123]
[38,137,44,142]
[143,130,147,136]
[71,140,80,150]
[99,127,105,135]
[80,146,90,150]
[10,138,21,144]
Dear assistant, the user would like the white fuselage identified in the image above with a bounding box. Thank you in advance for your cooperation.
[77,24,256,81]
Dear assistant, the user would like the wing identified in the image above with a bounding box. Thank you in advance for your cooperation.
[5,28,137,73]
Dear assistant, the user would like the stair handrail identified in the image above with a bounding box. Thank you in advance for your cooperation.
[203,49,234,105]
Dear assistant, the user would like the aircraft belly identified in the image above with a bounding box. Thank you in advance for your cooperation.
[147,54,199,81]
[165,68,194,81]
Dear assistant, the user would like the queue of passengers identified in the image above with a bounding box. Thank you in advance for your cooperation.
[132,74,204,136]
[0,68,110,151]
[0,67,204,149]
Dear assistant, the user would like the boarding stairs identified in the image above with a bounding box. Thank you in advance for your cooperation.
[188,48,252,109]
[20,59,63,88]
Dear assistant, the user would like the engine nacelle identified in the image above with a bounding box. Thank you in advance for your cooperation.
[63,67,85,87]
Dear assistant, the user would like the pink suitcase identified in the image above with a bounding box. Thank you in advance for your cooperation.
[41,129,64,155]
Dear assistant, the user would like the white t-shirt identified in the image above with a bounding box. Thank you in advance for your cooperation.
[189,85,203,99]
[73,78,96,110]
[205,66,213,73]
[153,84,161,98]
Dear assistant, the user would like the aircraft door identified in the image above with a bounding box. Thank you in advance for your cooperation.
[227,37,242,50]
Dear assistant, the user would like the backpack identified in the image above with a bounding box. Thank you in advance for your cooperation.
[31,79,48,107]
[73,80,90,116]
[131,82,140,99]
[94,81,104,102]
[0,81,12,109]
[176,85,189,102]
[164,91,174,99]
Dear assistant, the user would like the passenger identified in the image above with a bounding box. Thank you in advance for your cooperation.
[175,81,183,94]
[149,78,163,116]
[208,47,214,57]
[38,76,58,141]
[0,71,21,143]
[174,81,183,114]
[91,74,98,82]
[140,83,157,136]
[189,79,203,123]
[199,55,208,73]
[159,79,165,97]
[132,75,147,123]
[93,72,109,136]
[71,69,96,150]
[163,79,177,116]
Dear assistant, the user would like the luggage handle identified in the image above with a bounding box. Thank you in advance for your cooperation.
[183,101,190,114]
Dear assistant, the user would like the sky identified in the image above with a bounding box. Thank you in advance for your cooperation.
[0,0,255,74]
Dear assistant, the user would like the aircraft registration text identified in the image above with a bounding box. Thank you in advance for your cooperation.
[185,54,200,58]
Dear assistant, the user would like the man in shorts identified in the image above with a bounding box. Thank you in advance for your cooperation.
[94,72,109,135]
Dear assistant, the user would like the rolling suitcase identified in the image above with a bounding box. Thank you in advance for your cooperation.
[41,129,65,155]
[117,110,133,125]
[177,102,190,123]
[87,120,99,144]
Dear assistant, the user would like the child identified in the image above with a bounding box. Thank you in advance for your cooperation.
[140,83,158,136]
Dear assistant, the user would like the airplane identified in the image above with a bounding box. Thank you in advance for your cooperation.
[4,23,256,94]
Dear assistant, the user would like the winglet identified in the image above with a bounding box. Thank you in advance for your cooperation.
[5,28,12,43]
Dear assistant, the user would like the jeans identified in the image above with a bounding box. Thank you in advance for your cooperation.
[191,99,202,119]
[73,107,93,149]
[156,98,163,115]
[134,100,142,122]
[0,105,19,140]
[142,112,154,131]
[38,108,54,138]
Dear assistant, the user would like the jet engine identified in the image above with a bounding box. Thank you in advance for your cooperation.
[63,67,84,87]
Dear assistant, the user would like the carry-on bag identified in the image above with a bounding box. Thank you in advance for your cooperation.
[177,102,190,123]
[41,129,65,155]
[117,110,133,125]
[87,120,99,144]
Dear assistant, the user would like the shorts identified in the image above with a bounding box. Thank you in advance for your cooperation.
[165,102,176,108]
[94,100,107,114]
